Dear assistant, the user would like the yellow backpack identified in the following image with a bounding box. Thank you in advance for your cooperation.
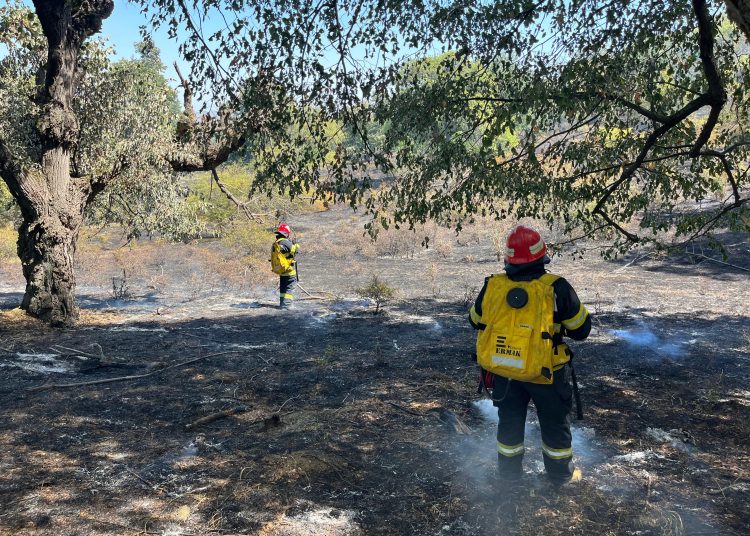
[270,239,294,275]
[476,273,559,384]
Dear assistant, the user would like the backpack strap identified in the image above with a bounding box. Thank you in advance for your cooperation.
[537,273,560,348]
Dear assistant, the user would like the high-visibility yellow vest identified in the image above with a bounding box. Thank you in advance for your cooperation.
[270,238,297,276]
[476,273,559,384]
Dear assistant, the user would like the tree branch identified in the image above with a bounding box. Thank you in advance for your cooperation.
[690,0,727,157]
[673,195,750,246]
[724,0,750,43]
[173,0,238,99]
[597,92,669,124]
[210,169,268,222]
[589,0,727,242]
[173,61,197,139]
[592,92,712,217]
[0,139,22,197]
[456,92,668,123]
[546,224,610,249]
[593,208,641,242]
[701,149,742,204]
[167,62,247,173]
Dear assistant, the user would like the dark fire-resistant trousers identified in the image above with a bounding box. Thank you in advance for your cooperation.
[279,275,297,308]
[492,366,573,482]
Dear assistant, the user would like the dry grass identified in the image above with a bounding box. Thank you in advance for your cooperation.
[221,222,274,258]
[0,224,18,263]
[74,230,276,298]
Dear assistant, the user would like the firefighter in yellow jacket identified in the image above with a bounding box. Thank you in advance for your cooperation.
[270,223,299,308]
[469,225,591,484]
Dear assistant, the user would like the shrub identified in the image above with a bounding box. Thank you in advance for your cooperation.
[221,222,274,258]
[0,224,17,262]
[356,275,395,314]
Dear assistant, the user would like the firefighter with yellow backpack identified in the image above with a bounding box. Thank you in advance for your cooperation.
[270,223,300,308]
[469,225,591,485]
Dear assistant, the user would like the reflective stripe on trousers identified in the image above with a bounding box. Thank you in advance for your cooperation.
[542,442,573,459]
[497,441,525,457]
[279,275,297,307]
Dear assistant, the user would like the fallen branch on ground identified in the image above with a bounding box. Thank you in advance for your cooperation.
[184,405,249,431]
[614,252,654,272]
[123,466,162,493]
[27,351,240,392]
[50,344,104,358]
[437,408,472,434]
[388,401,426,417]
[685,251,750,272]
[296,282,337,299]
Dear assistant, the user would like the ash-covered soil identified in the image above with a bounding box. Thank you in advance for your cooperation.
[1,206,749,535]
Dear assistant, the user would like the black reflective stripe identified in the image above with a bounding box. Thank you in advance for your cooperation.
[477,322,487,330]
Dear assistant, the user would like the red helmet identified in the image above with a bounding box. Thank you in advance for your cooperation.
[505,225,547,264]
[277,223,291,237]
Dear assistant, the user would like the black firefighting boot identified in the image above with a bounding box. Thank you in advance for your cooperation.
[497,452,524,483]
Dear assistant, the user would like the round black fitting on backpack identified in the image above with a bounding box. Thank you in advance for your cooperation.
[506,287,528,309]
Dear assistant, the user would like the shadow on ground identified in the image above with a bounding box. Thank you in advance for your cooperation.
[0,298,748,535]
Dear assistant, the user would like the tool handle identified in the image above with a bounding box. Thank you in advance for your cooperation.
[570,363,584,420]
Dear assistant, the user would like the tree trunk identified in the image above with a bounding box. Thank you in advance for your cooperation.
[15,156,87,325]
[5,0,114,325]
[18,210,82,326]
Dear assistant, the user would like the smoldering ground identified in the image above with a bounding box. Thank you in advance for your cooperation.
[1,210,748,535]
[608,320,689,359]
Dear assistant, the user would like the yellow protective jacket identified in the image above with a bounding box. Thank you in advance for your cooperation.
[469,264,590,382]
[271,237,299,276]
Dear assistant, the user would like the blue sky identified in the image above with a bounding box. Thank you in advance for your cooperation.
[101,1,183,71]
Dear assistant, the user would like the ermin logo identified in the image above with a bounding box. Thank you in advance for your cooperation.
[495,335,521,357]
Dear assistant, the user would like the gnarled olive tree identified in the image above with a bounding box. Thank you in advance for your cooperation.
[0,1,245,325]
[0,1,116,325]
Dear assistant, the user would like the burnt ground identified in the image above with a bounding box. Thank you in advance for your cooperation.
[0,206,749,536]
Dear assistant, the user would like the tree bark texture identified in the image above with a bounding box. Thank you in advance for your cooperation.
[6,0,114,325]
[17,196,86,326]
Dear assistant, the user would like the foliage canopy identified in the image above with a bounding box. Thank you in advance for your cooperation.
[0,1,200,241]
[140,0,749,253]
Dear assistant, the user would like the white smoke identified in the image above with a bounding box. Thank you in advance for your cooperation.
[609,322,686,358]
[472,399,498,423]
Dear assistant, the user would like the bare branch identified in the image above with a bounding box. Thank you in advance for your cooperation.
[174,61,196,130]
[210,169,268,222]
